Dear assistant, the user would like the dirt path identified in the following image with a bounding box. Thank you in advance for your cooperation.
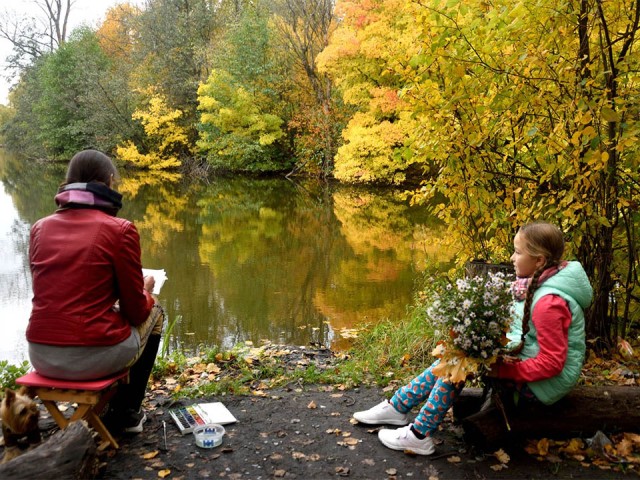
[95,385,623,480]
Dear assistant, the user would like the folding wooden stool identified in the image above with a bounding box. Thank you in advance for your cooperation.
[16,370,129,449]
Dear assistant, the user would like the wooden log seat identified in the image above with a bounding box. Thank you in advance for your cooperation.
[15,370,129,449]
[453,386,640,448]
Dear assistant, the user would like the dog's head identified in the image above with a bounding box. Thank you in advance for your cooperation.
[0,387,39,435]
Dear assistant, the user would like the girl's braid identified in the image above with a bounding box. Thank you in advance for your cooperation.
[511,258,561,355]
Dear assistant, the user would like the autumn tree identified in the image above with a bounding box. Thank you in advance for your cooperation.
[3,5,143,155]
[196,5,291,172]
[96,3,141,61]
[116,90,191,169]
[128,0,221,133]
[271,0,340,177]
[197,69,286,172]
[322,0,640,346]
[407,0,640,347]
[316,0,424,184]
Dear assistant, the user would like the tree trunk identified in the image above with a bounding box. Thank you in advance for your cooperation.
[453,386,640,448]
[0,421,98,479]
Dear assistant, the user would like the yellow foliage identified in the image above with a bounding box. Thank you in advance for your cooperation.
[116,92,190,170]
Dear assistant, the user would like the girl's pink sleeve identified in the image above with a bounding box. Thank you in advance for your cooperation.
[496,295,571,382]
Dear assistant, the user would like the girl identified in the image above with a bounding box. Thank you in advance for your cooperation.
[353,222,593,455]
[26,149,164,434]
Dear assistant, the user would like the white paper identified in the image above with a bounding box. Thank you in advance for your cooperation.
[194,402,238,425]
[142,268,167,295]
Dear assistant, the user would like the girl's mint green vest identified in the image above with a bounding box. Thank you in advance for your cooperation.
[507,261,593,405]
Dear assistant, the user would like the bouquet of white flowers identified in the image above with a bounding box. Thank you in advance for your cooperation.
[425,271,514,383]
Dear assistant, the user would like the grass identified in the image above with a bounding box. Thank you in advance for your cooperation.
[0,360,30,391]
[147,298,439,400]
[338,301,438,386]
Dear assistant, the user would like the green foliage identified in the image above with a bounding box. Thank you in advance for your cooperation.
[344,301,438,387]
[2,68,46,157]
[3,28,133,157]
[0,104,14,136]
[0,360,30,390]
[33,28,112,157]
[161,314,182,358]
[197,69,288,173]
[152,349,187,380]
[130,0,217,128]
[195,6,298,173]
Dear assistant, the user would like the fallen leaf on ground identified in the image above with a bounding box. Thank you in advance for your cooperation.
[142,450,159,460]
[158,470,170,478]
[307,400,317,409]
[537,438,550,456]
[425,464,439,480]
[494,448,510,464]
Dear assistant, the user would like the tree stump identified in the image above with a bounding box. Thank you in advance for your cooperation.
[465,260,514,280]
[453,386,640,448]
[0,420,98,479]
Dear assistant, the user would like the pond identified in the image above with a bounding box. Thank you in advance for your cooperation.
[0,150,455,364]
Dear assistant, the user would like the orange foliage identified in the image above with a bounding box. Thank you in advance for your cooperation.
[96,3,141,60]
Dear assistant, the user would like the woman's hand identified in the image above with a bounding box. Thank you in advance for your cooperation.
[143,275,156,293]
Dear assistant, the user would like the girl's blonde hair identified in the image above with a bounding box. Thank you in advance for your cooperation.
[518,222,565,266]
[512,222,565,354]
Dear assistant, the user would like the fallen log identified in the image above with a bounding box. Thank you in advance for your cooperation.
[453,386,640,448]
[0,420,98,479]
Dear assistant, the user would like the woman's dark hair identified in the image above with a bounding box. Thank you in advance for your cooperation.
[64,150,119,185]
[511,222,565,355]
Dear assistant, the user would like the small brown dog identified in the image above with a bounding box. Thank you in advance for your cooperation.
[0,387,41,463]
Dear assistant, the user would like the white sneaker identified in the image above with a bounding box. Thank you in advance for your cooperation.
[353,400,409,426]
[378,425,435,455]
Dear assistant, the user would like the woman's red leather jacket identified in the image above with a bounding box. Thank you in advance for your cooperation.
[26,208,154,347]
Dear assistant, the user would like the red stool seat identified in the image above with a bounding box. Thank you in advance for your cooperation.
[16,370,129,449]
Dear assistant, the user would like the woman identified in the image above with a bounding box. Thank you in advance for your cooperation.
[26,149,164,434]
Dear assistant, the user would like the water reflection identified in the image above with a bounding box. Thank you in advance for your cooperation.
[0,150,454,363]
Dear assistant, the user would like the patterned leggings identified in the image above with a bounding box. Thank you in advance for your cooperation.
[389,360,463,437]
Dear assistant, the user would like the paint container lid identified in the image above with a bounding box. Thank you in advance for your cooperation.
[193,424,225,449]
